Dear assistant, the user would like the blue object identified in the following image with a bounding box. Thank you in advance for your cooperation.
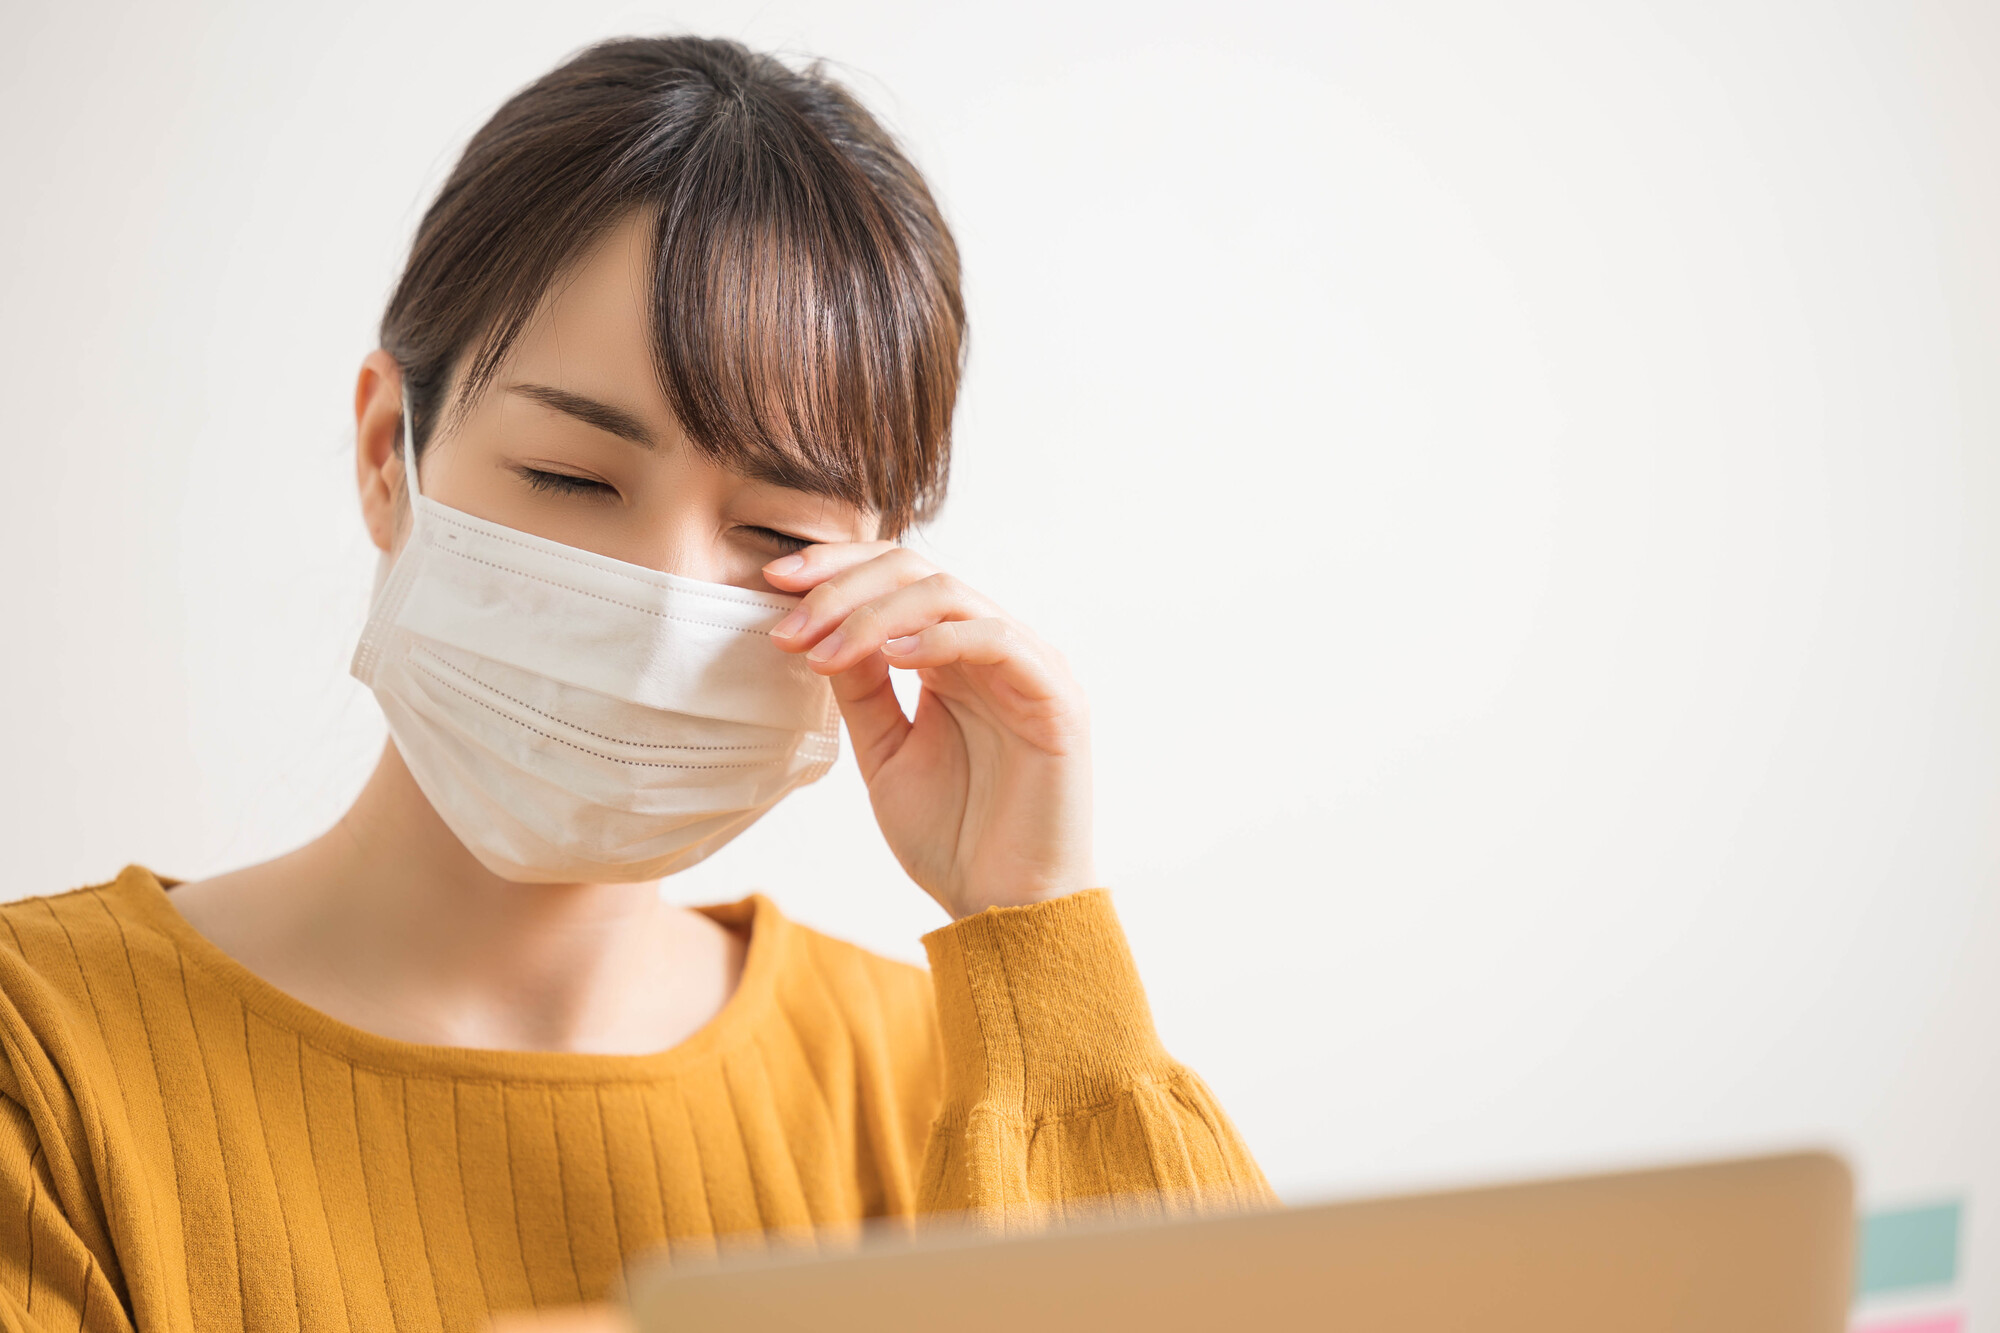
[1856,1201,1962,1297]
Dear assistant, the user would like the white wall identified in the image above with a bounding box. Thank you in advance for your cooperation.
[4,0,1995,1320]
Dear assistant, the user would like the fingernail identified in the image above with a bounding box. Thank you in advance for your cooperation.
[766,554,805,577]
[771,609,807,639]
[807,630,845,663]
[884,636,920,657]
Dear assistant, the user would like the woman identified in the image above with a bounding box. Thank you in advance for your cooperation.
[0,35,1269,1332]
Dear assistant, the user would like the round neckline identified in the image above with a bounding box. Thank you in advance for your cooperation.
[105,864,787,1083]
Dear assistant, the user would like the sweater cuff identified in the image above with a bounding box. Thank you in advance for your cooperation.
[922,889,1173,1121]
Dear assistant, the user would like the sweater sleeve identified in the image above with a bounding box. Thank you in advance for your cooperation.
[914,889,1275,1231]
[0,1093,130,1332]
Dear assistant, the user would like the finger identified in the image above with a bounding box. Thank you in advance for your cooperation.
[768,547,945,656]
[825,650,915,780]
[801,571,1001,675]
[877,617,1064,703]
[760,541,899,593]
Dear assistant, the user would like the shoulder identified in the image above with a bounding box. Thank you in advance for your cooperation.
[0,867,175,1113]
[0,866,178,994]
[793,915,935,1023]
[0,869,146,1007]
[725,895,941,1069]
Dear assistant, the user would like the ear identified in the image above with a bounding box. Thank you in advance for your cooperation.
[355,350,407,554]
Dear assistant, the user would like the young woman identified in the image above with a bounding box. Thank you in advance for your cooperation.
[0,36,1269,1332]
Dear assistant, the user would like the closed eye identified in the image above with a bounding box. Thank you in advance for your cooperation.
[740,525,814,554]
[515,466,619,499]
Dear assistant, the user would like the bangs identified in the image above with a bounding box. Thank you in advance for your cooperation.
[649,100,961,531]
[385,38,964,537]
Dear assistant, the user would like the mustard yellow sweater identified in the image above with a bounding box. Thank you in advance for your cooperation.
[0,868,1269,1331]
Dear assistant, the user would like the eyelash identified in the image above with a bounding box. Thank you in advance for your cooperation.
[517,466,617,499]
[746,527,813,553]
[515,468,813,551]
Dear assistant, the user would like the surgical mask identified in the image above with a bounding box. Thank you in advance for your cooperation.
[349,400,840,883]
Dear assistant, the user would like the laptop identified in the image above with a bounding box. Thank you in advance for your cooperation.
[625,1150,1853,1333]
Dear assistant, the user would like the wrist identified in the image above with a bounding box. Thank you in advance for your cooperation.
[943,869,1098,921]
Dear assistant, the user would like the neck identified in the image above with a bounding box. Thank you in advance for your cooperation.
[177,742,743,1054]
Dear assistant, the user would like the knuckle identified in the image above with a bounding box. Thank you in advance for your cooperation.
[801,582,845,616]
[844,602,885,637]
[905,621,951,658]
[887,547,935,581]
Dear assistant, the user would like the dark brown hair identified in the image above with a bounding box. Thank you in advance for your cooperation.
[380,36,964,534]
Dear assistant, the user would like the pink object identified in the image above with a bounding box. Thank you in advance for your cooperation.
[1853,1315,1962,1333]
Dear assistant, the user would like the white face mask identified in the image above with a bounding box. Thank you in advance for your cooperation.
[350,402,840,883]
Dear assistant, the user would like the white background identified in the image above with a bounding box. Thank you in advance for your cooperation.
[3,0,1995,1321]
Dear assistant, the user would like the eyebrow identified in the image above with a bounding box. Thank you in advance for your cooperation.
[508,382,657,449]
[507,378,871,514]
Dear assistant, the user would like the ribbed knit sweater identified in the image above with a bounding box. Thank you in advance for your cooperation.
[0,867,1269,1331]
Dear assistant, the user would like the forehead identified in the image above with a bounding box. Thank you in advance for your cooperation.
[499,214,669,430]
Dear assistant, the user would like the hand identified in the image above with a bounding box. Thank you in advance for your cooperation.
[764,544,1094,920]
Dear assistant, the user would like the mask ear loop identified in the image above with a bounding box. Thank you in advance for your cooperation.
[400,386,425,503]
[355,386,427,645]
